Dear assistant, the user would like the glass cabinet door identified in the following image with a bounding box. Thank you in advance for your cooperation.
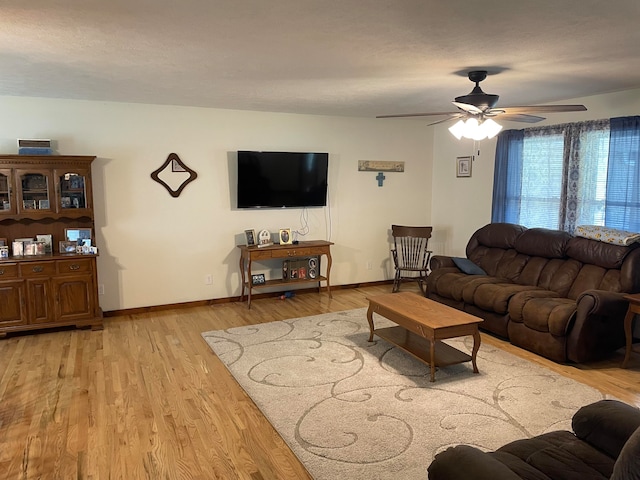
[17,170,52,213]
[57,170,91,212]
[0,169,15,214]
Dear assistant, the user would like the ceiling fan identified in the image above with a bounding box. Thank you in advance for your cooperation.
[377,70,587,139]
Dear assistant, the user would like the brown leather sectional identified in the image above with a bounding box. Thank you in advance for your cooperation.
[427,399,640,479]
[426,223,640,363]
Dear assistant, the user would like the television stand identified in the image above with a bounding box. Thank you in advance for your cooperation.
[237,240,333,308]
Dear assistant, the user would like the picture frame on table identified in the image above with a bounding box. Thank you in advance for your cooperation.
[38,199,50,209]
[251,273,266,285]
[279,228,292,245]
[36,234,53,254]
[456,156,472,178]
[59,240,78,254]
[245,229,256,246]
[65,228,92,245]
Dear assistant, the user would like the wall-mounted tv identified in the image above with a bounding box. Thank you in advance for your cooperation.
[237,151,328,209]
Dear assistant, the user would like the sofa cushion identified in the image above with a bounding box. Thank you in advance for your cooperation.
[430,271,501,302]
[519,297,577,336]
[514,228,572,258]
[452,257,486,275]
[469,248,529,280]
[472,283,540,315]
[572,400,640,459]
[567,236,634,269]
[546,260,583,298]
[508,289,560,322]
[497,431,613,479]
[466,222,527,253]
[611,426,640,480]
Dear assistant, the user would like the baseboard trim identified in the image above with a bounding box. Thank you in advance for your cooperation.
[103,280,393,317]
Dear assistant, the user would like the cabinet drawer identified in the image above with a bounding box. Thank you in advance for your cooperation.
[57,258,93,274]
[21,261,56,277]
[0,263,19,279]
[250,250,273,260]
[271,247,327,258]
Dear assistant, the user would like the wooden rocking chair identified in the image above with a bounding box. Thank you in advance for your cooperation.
[391,225,433,294]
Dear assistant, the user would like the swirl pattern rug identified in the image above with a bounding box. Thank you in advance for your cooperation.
[201,308,606,480]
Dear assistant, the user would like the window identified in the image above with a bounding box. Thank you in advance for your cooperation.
[492,116,640,233]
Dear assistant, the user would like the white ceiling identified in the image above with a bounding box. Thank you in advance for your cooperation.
[1,0,639,119]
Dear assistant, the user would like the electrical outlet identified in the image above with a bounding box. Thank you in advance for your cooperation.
[98,284,105,295]
[366,261,373,270]
[204,274,213,285]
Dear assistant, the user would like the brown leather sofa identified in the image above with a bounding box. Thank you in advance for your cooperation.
[427,399,640,480]
[426,223,640,363]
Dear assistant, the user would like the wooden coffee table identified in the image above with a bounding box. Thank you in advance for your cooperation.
[367,292,483,382]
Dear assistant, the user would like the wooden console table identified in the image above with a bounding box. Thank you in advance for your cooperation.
[238,240,333,308]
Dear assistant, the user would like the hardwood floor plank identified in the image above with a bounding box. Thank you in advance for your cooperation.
[1,284,639,479]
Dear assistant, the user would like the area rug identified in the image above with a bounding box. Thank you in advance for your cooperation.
[201,308,608,480]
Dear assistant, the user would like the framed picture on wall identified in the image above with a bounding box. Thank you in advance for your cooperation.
[456,156,472,178]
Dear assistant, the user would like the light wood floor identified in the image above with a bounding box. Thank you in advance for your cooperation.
[1,284,640,479]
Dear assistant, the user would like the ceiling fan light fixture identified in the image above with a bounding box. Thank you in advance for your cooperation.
[480,118,503,139]
[448,117,502,141]
[448,119,466,139]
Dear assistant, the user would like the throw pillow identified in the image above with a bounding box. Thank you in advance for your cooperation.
[452,257,486,275]
[611,426,640,480]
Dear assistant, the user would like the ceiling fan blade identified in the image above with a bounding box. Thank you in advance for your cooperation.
[376,111,458,119]
[452,101,484,114]
[497,113,546,123]
[497,104,587,115]
[426,114,463,126]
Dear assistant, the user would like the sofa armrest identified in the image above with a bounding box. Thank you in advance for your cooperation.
[576,290,628,317]
[428,445,522,480]
[572,400,640,459]
[430,255,458,270]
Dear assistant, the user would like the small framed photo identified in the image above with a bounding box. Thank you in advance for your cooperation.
[36,234,53,254]
[456,156,472,178]
[38,199,50,209]
[279,228,292,245]
[60,197,71,208]
[0,237,7,247]
[59,240,78,253]
[244,229,256,246]
[65,228,92,245]
[23,199,36,209]
[12,241,24,256]
[251,273,266,285]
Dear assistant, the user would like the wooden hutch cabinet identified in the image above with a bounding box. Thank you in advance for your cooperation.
[0,155,102,336]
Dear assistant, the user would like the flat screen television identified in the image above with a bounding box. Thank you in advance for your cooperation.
[237,151,329,208]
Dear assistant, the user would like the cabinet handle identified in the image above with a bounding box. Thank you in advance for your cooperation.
[0,269,4,275]
[69,264,80,270]
[32,266,44,273]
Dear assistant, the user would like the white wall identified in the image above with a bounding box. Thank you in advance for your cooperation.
[430,88,640,257]
[0,97,433,311]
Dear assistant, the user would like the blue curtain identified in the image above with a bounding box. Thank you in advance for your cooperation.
[491,129,524,223]
[606,116,640,231]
